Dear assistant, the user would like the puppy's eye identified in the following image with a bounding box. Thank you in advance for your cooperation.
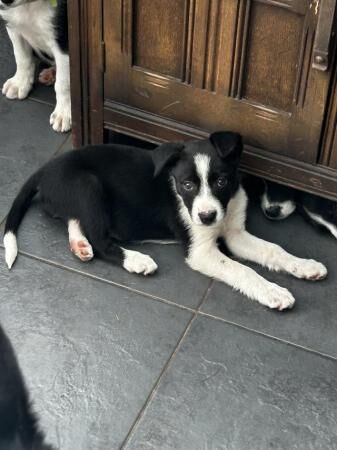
[182,181,195,191]
[216,177,227,189]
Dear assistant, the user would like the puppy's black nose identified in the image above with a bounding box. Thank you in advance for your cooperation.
[265,205,281,219]
[198,210,217,225]
[1,0,15,4]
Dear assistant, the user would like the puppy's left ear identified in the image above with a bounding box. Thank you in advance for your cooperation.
[152,142,184,177]
[210,131,243,164]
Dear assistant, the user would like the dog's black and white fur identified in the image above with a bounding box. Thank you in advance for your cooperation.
[3,132,328,310]
[0,0,71,132]
[256,177,337,239]
[0,324,54,450]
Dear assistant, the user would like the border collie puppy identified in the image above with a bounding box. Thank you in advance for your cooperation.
[0,0,71,132]
[0,324,54,450]
[255,177,337,240]
[3,132,328,310]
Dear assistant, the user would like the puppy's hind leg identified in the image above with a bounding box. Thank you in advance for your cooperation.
[68,219,94,262]
[90,232,158,276]
[77,201,157,276]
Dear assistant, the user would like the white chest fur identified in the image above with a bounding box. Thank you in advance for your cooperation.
[1,1,55,56]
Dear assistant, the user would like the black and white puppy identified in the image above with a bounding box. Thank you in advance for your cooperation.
[0,324,54,450]
[256,177,337,240]
[3,132,328,310]
[0,0,71,132]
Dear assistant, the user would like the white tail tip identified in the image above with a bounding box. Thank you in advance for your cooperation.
[3,231,18,269]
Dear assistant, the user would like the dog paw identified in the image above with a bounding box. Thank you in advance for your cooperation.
[123,250,158,276]
[287,259,327,281]
[38,67,56,86]
[258,283,295,311]
[2,75,33,100]
[70,239,94,262]
[50,102,72,132]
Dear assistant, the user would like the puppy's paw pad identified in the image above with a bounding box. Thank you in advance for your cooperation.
[123,251,158,276]
[2,77,32,100]
[50,105,72,132]
[70,239,94,262]
[38,67,56,86]
[289,259,327,281]
[260,283,295,311]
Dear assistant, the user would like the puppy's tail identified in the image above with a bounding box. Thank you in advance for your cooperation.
[3,171,41,269]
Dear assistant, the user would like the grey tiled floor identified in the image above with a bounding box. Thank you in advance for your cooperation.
[1,21,337,450]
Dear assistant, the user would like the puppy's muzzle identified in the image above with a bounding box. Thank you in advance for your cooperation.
[198,210,217,225]
[264,205,282,220]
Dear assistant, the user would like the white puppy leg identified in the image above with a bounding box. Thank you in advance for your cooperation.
[187,244,295,310]
[2,27,35,100]
[225,230,327,281]
[224,186,327,280]
[50,50,71,132]
[226,230,328,280]
[68,219,93,262]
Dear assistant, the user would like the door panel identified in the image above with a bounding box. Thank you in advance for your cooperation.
[133,0,188,78]
[103,0,333,164]
[242,2,304,111]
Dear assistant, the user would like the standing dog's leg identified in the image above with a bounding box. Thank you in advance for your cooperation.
[186,241,295,310]
[2,28,35,100]
[224,188,328,280]
[50,49,71,132]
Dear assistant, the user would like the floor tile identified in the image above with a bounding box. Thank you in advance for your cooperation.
[127,315,337,450]
[0,249,192,450]
[201,204,337,358]
[0,96,68,222]
[2,204,210,309]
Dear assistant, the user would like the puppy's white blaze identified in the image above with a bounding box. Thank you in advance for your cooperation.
[3,231,18,269]
[192,153,224,224]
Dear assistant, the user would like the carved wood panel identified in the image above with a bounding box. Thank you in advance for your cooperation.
[101,0,335,166]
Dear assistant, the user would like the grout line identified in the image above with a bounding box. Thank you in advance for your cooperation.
[54,134,72,156]
[3,244,337,363]
[0,248,197,314]
[120,282,212,449]
[28,95,55,108]
[196,279,214,311]
[197,310,337,362]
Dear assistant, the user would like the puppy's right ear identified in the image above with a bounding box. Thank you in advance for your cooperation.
[152,142,184,177]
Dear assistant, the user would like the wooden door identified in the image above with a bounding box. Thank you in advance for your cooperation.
[102,0,334,165]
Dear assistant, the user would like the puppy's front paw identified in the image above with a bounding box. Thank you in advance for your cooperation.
[288,259,327,281]
[123,250,158,276]
[2,75,33,100]
[259,283,295,311]
[50,102,72,132]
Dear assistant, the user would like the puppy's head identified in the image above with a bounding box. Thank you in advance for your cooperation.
[261,180,296,220]
[153,131,243,227]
